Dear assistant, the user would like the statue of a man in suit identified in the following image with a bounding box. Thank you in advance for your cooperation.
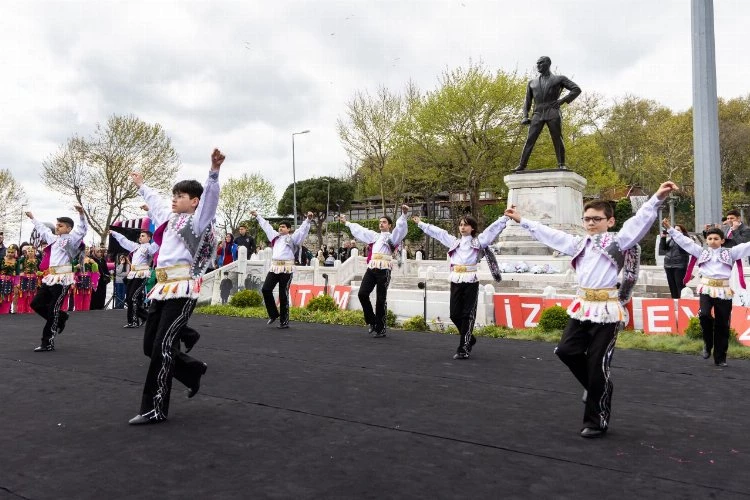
[514,56,581,172]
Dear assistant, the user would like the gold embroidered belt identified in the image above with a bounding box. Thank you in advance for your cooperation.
[577,288,618,302]
[451,264,478,273]
[371,253,392,261]
[155,264,191,284]
[701,278,729,287]
[132,264,150,271]
[272,260,295,266]
[48,265,73,275]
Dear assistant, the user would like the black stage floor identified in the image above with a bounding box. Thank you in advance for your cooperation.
[1,310,749,499]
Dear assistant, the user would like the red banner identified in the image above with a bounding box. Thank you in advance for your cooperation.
[641,299,677,334]
[289,284,352,308]
[676,298,700,334]
[731,306,750,347]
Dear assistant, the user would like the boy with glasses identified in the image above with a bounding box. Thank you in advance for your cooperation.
[504,181,677,438]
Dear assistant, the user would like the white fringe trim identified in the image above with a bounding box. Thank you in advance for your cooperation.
[42,273,76,287]
[696,284,734,299]
[147,278,201,301]
[567,298,626,324]
[450,271,479,283]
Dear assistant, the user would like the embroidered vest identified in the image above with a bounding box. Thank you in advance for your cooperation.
[684,248,746,288]
[447,237,502,282]
[570,232,640,304]
[154,213,217,278]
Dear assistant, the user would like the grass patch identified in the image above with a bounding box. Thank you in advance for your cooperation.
[195,305,750,360]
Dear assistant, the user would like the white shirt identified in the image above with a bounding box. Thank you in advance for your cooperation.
[667,229,750,279]
[32,214,88,267]
[110,232,158,267]
[418,216,509,265]
[256,215,312,261]
[520,195,662,289]
[138,170,219,268]
[346,213,408,252]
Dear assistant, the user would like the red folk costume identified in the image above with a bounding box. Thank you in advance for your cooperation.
[0,247,20,314]
[73,258,100,311]
[16,254,41,314]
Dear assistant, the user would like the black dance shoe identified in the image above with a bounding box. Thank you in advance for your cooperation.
[187,363,208,398]
[34,344,54,352]
[702,347,711,359]
[580,427,606,438]
[277,323,290,329]
[267,317,277,326]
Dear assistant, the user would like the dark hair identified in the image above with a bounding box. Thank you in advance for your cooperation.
[705,227,725,239]
[225,233,234,242]
[582,200,614,219]
[380,215,393,226]
[57,216,75,228]
[140,230,153,238]
[278,220,292,229]
[674,224,689,236]
[726,209,741,218]
[459,215,478,237]
[172,179,203,199]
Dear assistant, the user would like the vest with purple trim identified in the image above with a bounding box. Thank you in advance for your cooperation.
[570,232,641,304]
[447,238,481,264]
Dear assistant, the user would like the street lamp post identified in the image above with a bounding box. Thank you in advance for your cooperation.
[336,200,343,255]
[291,130,310,230]
[323,178,331,245]
[19,205,25,244]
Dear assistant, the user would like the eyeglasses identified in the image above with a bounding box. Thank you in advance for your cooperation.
[582,216,608,223]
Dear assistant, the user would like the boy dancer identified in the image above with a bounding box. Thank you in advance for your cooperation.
[251,210,314,329]
[663,219,750,367]
[110,229,158,328]
[413,213,508,359]
[127,148,224,425]
[505,181,677,438]
[26,205,88,351]
[342,205,409,337]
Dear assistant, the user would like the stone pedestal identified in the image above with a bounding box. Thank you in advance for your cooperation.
[495,169,587,256]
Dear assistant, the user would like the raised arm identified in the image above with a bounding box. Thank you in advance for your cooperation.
[415,218,456,249]
[617,182,676,249]
[136,183,170,227]
[390,206,410,245]
[665,224,702,257]
[253,212,279,242]
[477,215,509,248]
[67,206,88,248]
[292,213,314,246]
[343,216,378,244]
[110,231,139,253]
[730,240,750,261]
[194,149,225,235]
[27,213,56,244]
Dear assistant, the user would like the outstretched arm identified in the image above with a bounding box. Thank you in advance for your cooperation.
[414,217,456,249]
[109,230,139,253]
[477,215,510,248]
[389,205,410,245]
[292,212,314,246]
[194,149,225,235]
[341,214,378,244]
[27,210,56,244]
[251,211,279,241]
[68,205,88,248]
[505,207,579,255]
[133,172,170,227]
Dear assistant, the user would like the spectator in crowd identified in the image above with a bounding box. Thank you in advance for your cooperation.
[114,254,130,309]
[89,246,110,310]
[0,232,6,261]
[234,224,256,258]
[217,233,238,267]
[219,272,232,304]
[659,224,690,298]
[723,209,750,248]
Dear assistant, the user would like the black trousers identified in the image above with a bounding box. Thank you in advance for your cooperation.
[30,283,70,347]
[126,277,148,324]
[450,282,479,354]
[358,268,391,332]
[699,294,733,364]
[555,318,620,431]
[262,272,292,325]
[664,267,687,299]
[139,298,204,421]
[519,115,565,167]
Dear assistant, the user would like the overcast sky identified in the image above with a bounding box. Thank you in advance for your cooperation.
[2,0,748,243]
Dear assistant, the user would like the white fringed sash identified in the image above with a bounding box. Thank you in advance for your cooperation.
[127,264,151,280]
[697,278,733,299]
[270,260,295,274]
[147,264,200,301]
[567,288,625,324]
[450,264,479,283]
[42,265,75,287]
[368,253,393,270]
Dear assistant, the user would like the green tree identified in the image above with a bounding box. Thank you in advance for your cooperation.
[41,114,180,243]
[217,173,276,234]
[277,177,354,247]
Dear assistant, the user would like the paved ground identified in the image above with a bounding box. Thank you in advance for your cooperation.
[1,310,749,499]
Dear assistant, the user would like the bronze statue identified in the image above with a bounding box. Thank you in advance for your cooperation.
[514,56,581,172]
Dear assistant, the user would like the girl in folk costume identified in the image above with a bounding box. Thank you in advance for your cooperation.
[413,214,508,359]
[110,229,158,327]
[27,205,88,352]
[505,181,677,439]
[341,205,410,338]
[72,253,100,312]
[216,233,238,267]
[17,245,41,314]
[251,210,314,329]
[0,244,20,314]
[663,219,750,367]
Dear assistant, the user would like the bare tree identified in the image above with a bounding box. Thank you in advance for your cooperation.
[217,173,277,234]
[0,169,28,238]
[42,115,180,243]
[337,85,405,213]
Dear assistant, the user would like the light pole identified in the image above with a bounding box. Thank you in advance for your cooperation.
[18,205,25,243]
[336,200,343,253]
[291,129,310,229]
